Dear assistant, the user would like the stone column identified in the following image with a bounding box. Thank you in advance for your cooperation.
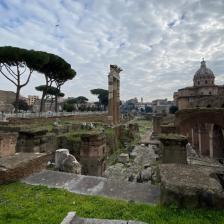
[198,127,202,155]
[152,115,162,135]
[191,128,194,147]
[208,123,214,158]
[108,65,122,125]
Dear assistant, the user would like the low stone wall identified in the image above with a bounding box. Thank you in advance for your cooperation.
[0,153,52,184]
[6,114,109,125]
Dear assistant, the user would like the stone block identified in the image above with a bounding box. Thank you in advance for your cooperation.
[0,132,18,157]
[55,149,69,169]
[160,164,224,209]
[118,153,129,164]
[62,154,81,174]
[159,134,188,164]
[55,149,81,174]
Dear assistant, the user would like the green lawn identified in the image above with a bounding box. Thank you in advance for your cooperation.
[0,183,224,224]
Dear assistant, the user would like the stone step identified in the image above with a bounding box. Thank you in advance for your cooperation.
[22,170,160,204]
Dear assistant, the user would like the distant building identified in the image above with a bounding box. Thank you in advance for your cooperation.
[26,95,39,106]
[152,99,174,114]
[174,60,224,110]
[0,90,16,104]
[121,98,153,114]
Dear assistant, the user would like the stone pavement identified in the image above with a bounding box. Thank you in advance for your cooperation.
[22,170,160,204]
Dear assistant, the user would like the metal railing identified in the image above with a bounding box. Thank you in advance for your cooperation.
[0,111,107,120]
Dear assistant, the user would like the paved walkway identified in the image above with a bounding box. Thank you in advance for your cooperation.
[22,170,160,204]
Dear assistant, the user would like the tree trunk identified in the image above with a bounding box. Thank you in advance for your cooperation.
[40,91,46,113]
[15,86,21,113]
[50,97,54,110]
[55,94,58,113]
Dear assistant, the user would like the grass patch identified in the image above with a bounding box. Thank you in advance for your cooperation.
[130,119,152,138]
[0,182,223,224]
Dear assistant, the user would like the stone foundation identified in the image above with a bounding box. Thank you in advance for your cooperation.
[0,152,52,184]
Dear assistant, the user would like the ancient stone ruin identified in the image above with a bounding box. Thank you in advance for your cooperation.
[108,64,122,125]
[55,149,81,174]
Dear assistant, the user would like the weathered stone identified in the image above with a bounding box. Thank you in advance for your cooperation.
[80,133,107,176]
[23,170,160,204]
[105,144,158,183]
[160,164,224,209]
[143,163,151,169]
[62,154,81,174]
[55,149,81,174]
[0,132,18,157]
[118,153,129,164]
[137,167,152,183]
[130,150,137,159]
[159,134,187,164]
[0,152,52,184]
[55,149,69,169]
[61,211,147,224]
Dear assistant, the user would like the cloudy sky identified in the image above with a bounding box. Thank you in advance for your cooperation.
[0,0,224,102]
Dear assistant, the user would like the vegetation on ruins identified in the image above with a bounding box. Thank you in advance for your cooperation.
[90,88,108,110]
[0,46,49,112]
[0,182,223,224]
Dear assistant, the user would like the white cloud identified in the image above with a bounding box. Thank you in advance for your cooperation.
[0,0,224,102]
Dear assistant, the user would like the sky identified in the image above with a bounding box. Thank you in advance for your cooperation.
[0,0,224,102]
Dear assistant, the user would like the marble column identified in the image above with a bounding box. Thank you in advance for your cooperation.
[208,124,214,158]
[108,65,122,125]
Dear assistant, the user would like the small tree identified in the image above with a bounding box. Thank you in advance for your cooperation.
[63,103,75,112]
[145,106,153,113]
[37,53,76,112]
[75,96,88,104]
[35,85,64,111]
[13,99,29,111]
[169,105,178,114]
[90,89,108,110]
[0,46,48,112]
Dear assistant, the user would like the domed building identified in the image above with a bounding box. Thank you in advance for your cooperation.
[174,60,224,110]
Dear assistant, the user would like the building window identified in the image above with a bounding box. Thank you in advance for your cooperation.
[198,81,200,85]
[205,80,208,84]
[209,91,211,95]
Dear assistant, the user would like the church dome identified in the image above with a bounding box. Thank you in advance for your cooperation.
[193,60,215,87]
